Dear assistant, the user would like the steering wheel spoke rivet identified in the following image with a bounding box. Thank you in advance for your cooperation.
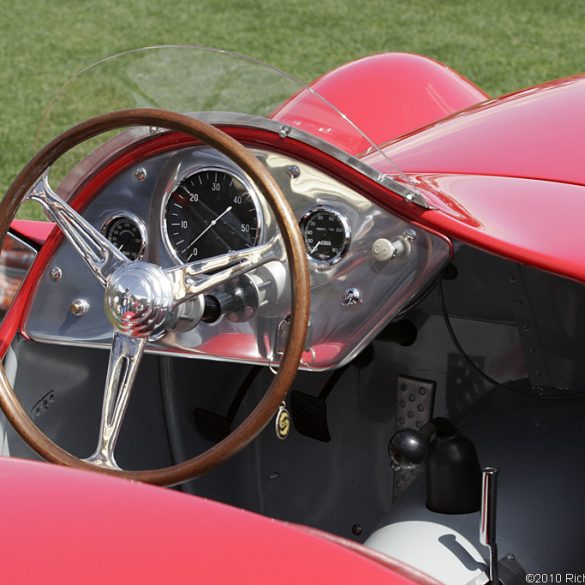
[134,167,147,182]
[70,298,90,317]
[49,266,62,282]
[287,165,300,178]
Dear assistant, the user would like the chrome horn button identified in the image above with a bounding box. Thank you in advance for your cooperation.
[104,262,175,338]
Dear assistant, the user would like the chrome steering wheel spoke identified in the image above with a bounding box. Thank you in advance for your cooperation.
[166,236,283,304]
[27,171,129,287]
[85,331,146,470]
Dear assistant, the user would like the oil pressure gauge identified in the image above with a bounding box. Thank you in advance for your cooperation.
[101,213,147,261]
[300,206,351,266]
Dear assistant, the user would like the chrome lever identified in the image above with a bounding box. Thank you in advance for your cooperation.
[480,467,500,585]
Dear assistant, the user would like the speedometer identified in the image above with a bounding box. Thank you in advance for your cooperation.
[163,168,261,263]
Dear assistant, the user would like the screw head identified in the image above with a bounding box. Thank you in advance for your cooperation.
[70,298,90,317]
[135,167,147,182]
[279,126,290,138]
[287,165,300,178]
[49,266,62,281]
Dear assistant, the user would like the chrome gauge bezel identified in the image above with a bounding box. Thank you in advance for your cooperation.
[299,205,351,268]
[161,164,265,266]
[100,211,148,261]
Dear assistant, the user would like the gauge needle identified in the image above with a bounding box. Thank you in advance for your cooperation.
[310,241,322,254]
[181,206,232,255]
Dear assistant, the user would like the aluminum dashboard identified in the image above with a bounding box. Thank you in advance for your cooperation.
[24,145,450,370]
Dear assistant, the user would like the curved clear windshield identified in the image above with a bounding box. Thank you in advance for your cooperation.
[36,45,423,205]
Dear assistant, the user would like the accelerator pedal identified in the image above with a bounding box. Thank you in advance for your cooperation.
[393,375,436,501]
[291,345,374,442]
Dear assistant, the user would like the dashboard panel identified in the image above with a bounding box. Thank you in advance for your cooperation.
[24,144,450,370]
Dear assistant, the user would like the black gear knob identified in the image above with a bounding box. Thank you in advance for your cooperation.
[388,428,429,470]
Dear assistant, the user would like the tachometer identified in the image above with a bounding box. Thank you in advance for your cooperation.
[163,168,260,263]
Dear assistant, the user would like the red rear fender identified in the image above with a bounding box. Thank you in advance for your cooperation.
[271,53,489,154]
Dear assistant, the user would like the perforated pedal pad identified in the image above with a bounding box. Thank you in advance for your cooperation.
[393,375,436,501]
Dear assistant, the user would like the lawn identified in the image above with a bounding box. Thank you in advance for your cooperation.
[2,0,585,220]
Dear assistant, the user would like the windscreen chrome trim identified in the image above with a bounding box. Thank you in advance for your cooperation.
[57,112,430,209]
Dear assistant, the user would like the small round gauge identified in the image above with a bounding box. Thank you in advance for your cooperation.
[300,206,351,266]
[101,214,147,261]
[163,168,261,263]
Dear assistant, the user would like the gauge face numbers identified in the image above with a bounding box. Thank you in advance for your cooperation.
[164,169,260,263]
[301,207,350,265]
[101,215,146,261]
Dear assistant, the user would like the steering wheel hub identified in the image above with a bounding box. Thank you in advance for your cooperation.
[104,261,174,338]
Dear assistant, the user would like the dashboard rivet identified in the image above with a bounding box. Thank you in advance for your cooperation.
[70,298,90,317]
[49,266,62,282]
[279,126,290,138]
[352,524,363,536]
[405,193,414,202]
[134,167,147,182]
[287,165,300,178]
[148,126,159,135]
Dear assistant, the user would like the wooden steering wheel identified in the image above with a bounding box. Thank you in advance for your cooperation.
[0,109,310,486]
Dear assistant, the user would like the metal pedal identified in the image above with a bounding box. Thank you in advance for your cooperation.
[393,375,436,501]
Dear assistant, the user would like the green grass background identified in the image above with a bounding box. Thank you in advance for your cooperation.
[2,0,585,220]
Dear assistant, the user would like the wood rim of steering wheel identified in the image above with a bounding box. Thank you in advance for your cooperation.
[0,108,310,486]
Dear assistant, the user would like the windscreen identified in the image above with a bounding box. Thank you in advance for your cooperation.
[34,45,421,202]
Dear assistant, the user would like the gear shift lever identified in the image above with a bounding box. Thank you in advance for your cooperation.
[480,467,500,585]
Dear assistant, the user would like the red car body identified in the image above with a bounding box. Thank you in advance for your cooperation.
[3,49,585,582]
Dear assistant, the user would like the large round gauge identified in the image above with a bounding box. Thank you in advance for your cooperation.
[300,206,351,266]
[163,168,261,263]
[101,214,147,261]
